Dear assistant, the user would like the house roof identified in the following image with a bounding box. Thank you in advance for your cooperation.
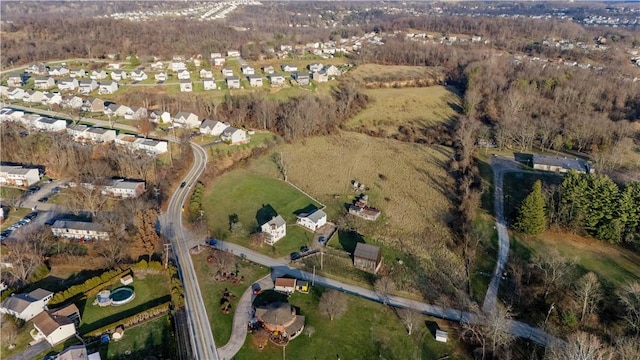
[179,79,192,84]
[79,79,95,85]
[256,302,295,326]
[203,78,214,82]
[266,215,286,228]
[51,220,107,233]
[227,75,239,81]
[108,179,144,190]
[29,288,53,300]
[200,119,222,129]
[67,124,88,132]
[247,74,262,80]
[86,127,112,135]
[284,314,305,337]
[532,154,587,172]
[50,303,80,318]
[1,294,34,313]
[354,243,380,262]
[175,111,195,119]
[33,311,73,336]
[57,345,88,360]
[222,126,243,136]
[275,278,296,288]
[305,209,326,223]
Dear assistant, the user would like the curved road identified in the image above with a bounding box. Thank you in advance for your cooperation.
[159,143,219,360]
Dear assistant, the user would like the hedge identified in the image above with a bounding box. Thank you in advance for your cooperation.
[49,268,125,306]
[85,302,170,337]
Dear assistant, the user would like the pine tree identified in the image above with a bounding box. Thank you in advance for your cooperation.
[516,180,546,235]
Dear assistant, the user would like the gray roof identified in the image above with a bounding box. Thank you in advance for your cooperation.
[38,117,63,125]
[0,288,52,313]
[0,165,36,175]
[266,215,286,228]
[175,111,195,119]
[247,74,262,80]
[28,288,53,301]
[532,154,587,172]
[179,79,191,84]
[139,139,162,146]
[306,209,326,222]
[227,76,240,81]
[57,345,88,360]
[86,127,111,134]
[108,179,144,190]
[51,220,106,232]
[100,81,117,87]
[79,79,95,85]
[353,243,380,261]
[222,126,241,135]
[200,119,221,129]
[67,124,88,131]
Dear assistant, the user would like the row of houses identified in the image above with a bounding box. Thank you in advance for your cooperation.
[0,165,41,188]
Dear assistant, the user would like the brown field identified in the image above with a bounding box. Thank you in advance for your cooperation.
[345,63,445,85]
[251,131,456,254]
[343,86,461,135]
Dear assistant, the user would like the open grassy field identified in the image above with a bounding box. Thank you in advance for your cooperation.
[346,63,444,85]
[343,86,461,136]
[192,249,270,344]
[234,288,464,360]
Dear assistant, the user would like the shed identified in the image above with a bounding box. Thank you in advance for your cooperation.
[295,280,309,294]
[353,243,382,274]
[112,325,125,341]
[120,275,133,286]
[435,329,448,343]
[274,278,296,295]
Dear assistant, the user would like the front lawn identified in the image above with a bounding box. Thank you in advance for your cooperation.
[191,249,270,345]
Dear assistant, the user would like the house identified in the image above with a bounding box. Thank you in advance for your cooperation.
[130,70,148,82]
[31,310,76,346]
[241,65,255,75]
[43,92,62,106]
[177,69,191,80]
[85,127,117,142]
[247,74,263,87]
[262,65,275,74]
[78,79,98,94]
[170,61,187,72]
[221,68,234,77]
[0,85,10,98]
[530,154,592,174]
[179,80,193,92]
[98,81,118,95]
[110,70,127,81]
[69,69,86,78]
[261,215,286,244]
[221,127,248,145]
[203,78,217,90]
[435,330,448,343]
[57,344,101,360]
[33,117,67,132]
[227,50,241,57]
[107,63,121,70]
[281,64,298,72]
[66,124,88,140]
[23,90,45,103]
[50,303,81,327]
[101,179,146,198]
[255,302,305,340]
[57,78,79,91]
[150,109,171,124]
[293,72,310,86]
[150,61,164,70]
[0,288,53,321]
[174,112,200,128]
[200,119,228,136]
[226,76,240,89]
[210,52,222,59]
[155,72,168,82]
[133,138,168,154]
[353,243,382,274]
[324,65,342,77]
[62,95,84,109]
[269,74,286,87]
[90,70,108,80]
[49,66,69,77]
[82,97,105,113]
[274,278,296,295]
[51,220,110,240]
[296,209,327,231]
[312,70,329,83]
[34,77,55,90]
[7,87,26,100]
[104,103,131,117]
[295,280,309,294]
[0,165,41,187]
[124,106,147,120]
[26,63,48,75]
[348,203,381,221]
[200,68,213,79]
[307,63,323,72]
[213,57,226,67]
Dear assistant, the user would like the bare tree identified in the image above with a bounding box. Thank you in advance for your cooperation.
[133,209,160,262]
[137,116,155,138]
[618,282,640,333]
[303,325,316,338]
[374,276,396,305]
[2,239,45,285]
[272,152,288,182]
[462,306,514,360]
[574,272,602,323]
[95,238,128,268]
[397,308,420,336]
[547,332,613,360]
[319,290,348,321]
[531,249,575,299]
[615,337,640,360]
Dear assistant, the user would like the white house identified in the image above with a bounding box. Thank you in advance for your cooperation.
[23,90,45,103]
[296,209,327,231]
[51,220,110,240]
[155,71,168,82]
[104,103,131,117]
[90,70,108,80]
[293,72,310,86]
[66,124,88,140]
[69,69,86,78]
[200,68,213,79]
[226,76,240,89]
[150,61,164,70]
[221,127,248,145]
[0,165,41,187]
[247,74,263,87]
[241,65,255,75]
[312,70,329,83]
[84,127,116,142]
[221,68,234,77]
[269,74,285,87]
[78,79,98,94]
[98,81,118,95]
[281,64,298,72]
[7,73,23,87]
[33,117,67,132]
[7,87,26,100]
[177,69,191,80]
[124,106,147,120]
[82,97,105,113]
[227,50,240,57]
[203,78,216,90]
[150,109,171,124]
[57,78,79,91]
[174,111,199,128]
[130,70,148,82]
[49,67,69,77]
[34,77,56,90]
[31,310,76,346]
[308,63,324,72]
[213,57,226,66]
[199,119,228,136]
[43,92,62,106]
[101,179,146,198]
[61,95,83,109]
[133,137,168,154]
[179,80,193,92]
[325,65,342,77]
[26,63,48,75]
[110,70,127,81]
[0,289,54,321]
[210,52,222,59]
[261,215,287,245]
[57,345,102,360]
[262,65,275,74]
[170,61,186,72]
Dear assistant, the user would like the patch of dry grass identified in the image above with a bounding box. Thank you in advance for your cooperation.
[346,64,443,84]
[344,86,461,135]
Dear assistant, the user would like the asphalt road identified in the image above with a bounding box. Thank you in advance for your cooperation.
[159,142,219,360]
[6,339,50,360]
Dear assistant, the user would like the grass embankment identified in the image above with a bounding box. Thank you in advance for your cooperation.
[234,288,463,360]
[191,249,270,345]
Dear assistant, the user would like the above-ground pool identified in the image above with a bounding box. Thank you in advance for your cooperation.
[109,287,135,306]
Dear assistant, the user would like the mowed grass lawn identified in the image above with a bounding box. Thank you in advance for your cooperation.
[78,274,171,335]
[234,288,463,360]
[192,249,270,345]
[100,315,175,360]
[344,86,460,136]
[202,170,321,256]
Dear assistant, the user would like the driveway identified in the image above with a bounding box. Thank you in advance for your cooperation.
[6,340,50,360]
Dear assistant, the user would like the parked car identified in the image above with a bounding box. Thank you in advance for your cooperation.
[26,212,38,220]
[318,236,327,245]
[290,252,301,261]
[252,283,261,295]
[38,197,49,203]
[207,238,218,247]
[300,245,309,253]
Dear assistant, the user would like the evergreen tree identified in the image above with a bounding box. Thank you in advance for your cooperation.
[516,180,546,235]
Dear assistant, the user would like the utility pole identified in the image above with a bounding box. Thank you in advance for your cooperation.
[320,249,324,270]
[163,243,172,269]
[312,265,316,286]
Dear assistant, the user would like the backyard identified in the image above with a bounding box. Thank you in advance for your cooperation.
[100,315,175,360]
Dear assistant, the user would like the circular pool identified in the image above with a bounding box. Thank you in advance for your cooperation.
[109,287,135,306]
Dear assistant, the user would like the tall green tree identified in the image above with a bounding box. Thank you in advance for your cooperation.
[516,180,546,235]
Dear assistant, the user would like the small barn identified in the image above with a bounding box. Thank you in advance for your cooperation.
[120,275,133,286]
[274,278,296,295]
[435,329,448,343]
[353,243,382,274]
